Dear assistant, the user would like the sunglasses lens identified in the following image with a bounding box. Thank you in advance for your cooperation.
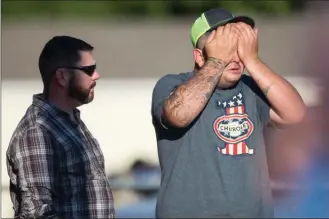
[83,65,96,76]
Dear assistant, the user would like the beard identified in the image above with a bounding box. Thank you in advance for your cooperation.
[68,75,96,104]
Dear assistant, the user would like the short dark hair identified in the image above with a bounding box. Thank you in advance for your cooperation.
[196,31,211,50]
[38,35,93,91]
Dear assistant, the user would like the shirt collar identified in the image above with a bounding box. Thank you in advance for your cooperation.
[32,93,81,119]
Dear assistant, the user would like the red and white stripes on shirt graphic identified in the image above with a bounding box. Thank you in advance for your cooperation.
[218,141,254,155]
[218,106,254,155]
[226,105,245,115]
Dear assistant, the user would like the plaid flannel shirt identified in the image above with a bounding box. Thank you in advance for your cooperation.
[6,94,115,219]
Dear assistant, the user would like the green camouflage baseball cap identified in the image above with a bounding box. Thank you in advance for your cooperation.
[190,8,255,48]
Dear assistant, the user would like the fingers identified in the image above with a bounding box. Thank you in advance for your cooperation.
[215,25,224,38]
[230,33,239,49]
[215,23,238,37]
[211,23,240,46]
[254,27,259,36]
[235,23,249,38]
[235,22,255,38]
[206,29,216,44]
[237,22,253,31]
[230,24,240,36]
[223,23,232,35]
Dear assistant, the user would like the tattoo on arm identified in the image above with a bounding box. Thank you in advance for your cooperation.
[262,84,273,97]
[256,78,273,97]
[163,57,226,127]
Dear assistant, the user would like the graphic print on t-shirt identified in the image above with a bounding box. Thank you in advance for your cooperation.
[213,92,255,156]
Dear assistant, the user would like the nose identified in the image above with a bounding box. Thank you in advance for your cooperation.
[92,71,100,80]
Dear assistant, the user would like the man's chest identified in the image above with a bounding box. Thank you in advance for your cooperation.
[190,90,264,157]
[46,119,105,176]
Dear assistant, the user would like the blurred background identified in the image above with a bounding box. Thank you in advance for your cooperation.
[2,0,329,218]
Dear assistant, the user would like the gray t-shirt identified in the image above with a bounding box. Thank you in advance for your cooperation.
[151,72,274,218]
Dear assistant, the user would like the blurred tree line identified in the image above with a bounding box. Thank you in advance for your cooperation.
[2,0,308,19]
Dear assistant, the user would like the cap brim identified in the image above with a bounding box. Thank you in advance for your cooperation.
[209,16,255,31]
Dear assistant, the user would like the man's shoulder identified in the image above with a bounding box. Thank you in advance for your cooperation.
[9,105,47,143]
[7,115,48,162]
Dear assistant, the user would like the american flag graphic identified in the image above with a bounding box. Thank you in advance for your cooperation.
[218,141,254,155]
[226,105,245,115]
[215,93,254,156]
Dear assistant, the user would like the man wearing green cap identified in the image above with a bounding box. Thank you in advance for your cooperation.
[151,8,306,218]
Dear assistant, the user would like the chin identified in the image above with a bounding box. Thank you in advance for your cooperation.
[77,96,94,105]
[85,96,94,104]
[227,72,242,82]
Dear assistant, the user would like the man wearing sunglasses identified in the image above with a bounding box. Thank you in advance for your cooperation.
[6,36,115,218]
[151,8,306,218]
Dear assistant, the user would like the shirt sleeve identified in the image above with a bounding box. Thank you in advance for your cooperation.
[13,126,60,219]
[151,74,183,129]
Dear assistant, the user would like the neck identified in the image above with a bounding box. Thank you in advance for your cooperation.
[46,91,77,113]
[216,81,239,90]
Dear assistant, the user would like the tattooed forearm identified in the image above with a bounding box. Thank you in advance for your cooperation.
[163,57,226,127]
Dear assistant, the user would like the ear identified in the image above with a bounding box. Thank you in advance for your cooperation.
[54,68,70,88]
[193,48,205,68]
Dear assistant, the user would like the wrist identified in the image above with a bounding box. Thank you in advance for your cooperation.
[206,57,228,69]
[244,57,261,70]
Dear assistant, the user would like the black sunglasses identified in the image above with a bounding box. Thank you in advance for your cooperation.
[64,64,96,76]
